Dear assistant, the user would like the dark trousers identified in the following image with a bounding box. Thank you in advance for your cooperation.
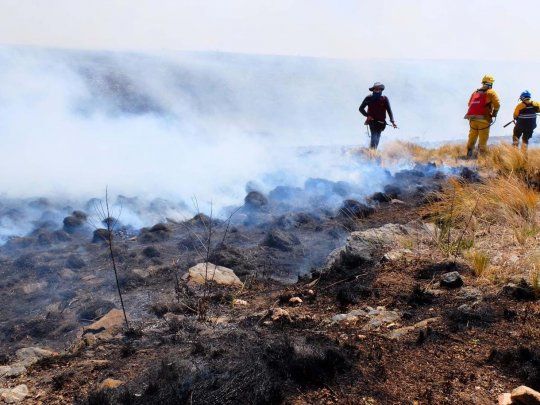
[513,124,535,146]
[369,122,386,149]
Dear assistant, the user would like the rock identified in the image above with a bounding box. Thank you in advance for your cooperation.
[244,191,268,208]
[63,214,86,234]
[332,306,400,331]
[233,299,248,307]
[387,317,440,340]
[0,385,29,403]
[0,365,26,378]
[339,199,375,219]
[262,229,301,251]
[457,286,483,302]
[440,271,463,288]
[383,185,402,198]
[289,297,303,305]
[498,393,512,405]
[382,248,412,262]
[92,228,111,243]
[511,385,540,404]
[184,263,243,287]
[83,309,126,337]
[362,307,401,331]
[371,192,392,203]
[502,280,537,301]
[138,223,171,243]
[99,378,124,390]
[332,309,367,323]
[341,223,409,265]
[15,347,56,367]
[208,244,254,277]
[390,199,406,205]
[270,307,291,322]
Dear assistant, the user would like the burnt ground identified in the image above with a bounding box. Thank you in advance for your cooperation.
[0,163,539,404]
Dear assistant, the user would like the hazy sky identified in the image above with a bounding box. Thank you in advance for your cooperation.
[0,0,538,60]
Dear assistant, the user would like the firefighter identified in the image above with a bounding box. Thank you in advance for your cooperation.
[359,82,397,149]
[464,75,500,157]
[513,90,540,151]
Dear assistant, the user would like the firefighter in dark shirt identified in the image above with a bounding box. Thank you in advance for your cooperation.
[359,82,397,149]
[513,90,540,151]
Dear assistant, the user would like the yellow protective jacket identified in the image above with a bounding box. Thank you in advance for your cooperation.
[466,88,500,121]
[513,100,540,119]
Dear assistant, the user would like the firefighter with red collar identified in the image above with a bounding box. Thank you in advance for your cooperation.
[464,75,500,157]
[513,90,540,151]
[359,82,397,149]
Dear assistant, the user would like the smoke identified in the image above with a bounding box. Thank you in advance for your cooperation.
[0,46,539,240]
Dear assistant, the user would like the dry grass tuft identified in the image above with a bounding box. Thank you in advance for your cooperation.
[530,251,540,294]
[479,144,540,187]
[427,176,539,227]
[381,141,463,165]
[464,249,490,277]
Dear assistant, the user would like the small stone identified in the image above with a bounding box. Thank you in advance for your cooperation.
[440,271,463,288]
[306,289,315,296]
[511,385,540,404]
[270,307,291,322]
[184,263,243,287]
[289,297,303,305]
[233,299,248,307]
[99,378,124,390]
[0,385,29,403]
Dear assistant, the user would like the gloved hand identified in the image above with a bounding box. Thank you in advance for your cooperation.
[391,121,398,128]
[366,116,374,123]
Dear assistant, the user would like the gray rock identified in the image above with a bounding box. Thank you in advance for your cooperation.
[262,229,301,251]
[0,384,29,403]
[15,347,56,367]
[457,286,483,302]
[244,191,268,208]
[0,365,26,378]
[440,271,463,288]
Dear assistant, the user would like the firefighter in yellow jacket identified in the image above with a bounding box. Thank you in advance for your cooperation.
[513,91,540,151]
[464,75,500,157]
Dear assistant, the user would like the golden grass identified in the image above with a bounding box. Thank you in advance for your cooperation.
[479,144,540,185]
[530,251,540,294]
[428,175,539,226]
[381,141,463,165]
[464,249,490,277]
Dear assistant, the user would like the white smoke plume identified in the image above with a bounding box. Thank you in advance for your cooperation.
[0,46,538,240]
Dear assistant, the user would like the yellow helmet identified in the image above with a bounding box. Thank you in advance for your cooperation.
[482,75,495,85]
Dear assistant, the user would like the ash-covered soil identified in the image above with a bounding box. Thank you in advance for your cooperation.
[0,162,538,404]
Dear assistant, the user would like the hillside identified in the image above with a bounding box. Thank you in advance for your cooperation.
[0,143,538,404]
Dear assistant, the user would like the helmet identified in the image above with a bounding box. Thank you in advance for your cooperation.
[481,75,495,85]
[369,82,385,91]
[520,90,531,101]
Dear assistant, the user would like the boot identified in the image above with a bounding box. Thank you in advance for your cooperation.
[521,142,528,153]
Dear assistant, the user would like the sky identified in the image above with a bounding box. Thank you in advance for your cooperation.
[0,0,538,61]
